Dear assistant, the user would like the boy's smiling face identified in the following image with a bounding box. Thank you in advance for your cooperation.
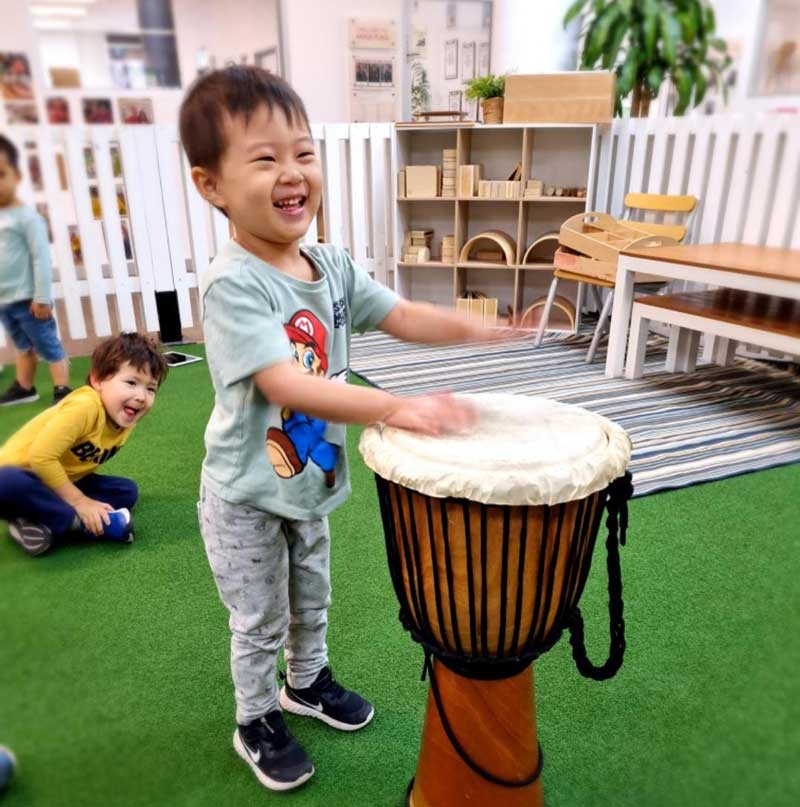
[91,361,158,429]
[0,152,21,207]
[198,104,322,247]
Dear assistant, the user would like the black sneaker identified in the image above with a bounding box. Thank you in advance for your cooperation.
[279,667,374,731]
[8,518,53,556]
[0,381,38,407]
[233,710,314,791]
[53,385,73,404]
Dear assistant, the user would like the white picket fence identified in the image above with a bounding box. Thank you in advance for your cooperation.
[591,115,800,249]
[2,114,798,355]
[1,122,395,352]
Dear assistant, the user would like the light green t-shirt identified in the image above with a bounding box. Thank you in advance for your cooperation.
[0,204,53,305]
[200,240,398,519]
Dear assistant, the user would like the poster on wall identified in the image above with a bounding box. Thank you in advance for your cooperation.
[444,40,459,80]
[28,154,43,191]
[83,98,114,124]
[0,53,34,100]
[462,42,475,80]
[118,97,153,124]
[4,102,38,124]
[354,57,394,88]
[350,19,396,49]
[46,97,70,124]
[753,2,800,96]
[448,90,462,112]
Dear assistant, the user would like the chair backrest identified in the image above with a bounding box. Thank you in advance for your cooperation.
[622,192,698,243]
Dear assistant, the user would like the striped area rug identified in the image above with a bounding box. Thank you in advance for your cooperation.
[350,331,800,497]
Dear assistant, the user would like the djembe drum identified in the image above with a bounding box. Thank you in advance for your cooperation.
[359,394,633,806]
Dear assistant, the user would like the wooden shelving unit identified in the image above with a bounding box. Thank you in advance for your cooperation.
[392,123,597,324]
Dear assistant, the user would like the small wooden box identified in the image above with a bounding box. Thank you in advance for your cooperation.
[503,72,615,124]
[405,165,440,198]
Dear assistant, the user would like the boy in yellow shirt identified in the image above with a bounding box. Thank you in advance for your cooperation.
[0,332,168,555]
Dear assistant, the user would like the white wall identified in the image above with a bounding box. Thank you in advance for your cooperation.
[281,0,404,123]
[172,0,281,90]
[491,0,578,76]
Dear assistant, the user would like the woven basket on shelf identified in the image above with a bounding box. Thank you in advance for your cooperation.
[481,96,504,123]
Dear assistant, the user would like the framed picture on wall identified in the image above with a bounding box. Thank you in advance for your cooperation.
[444,39,458,80]
[462,42,475,80]
[82,98,113,124]
[46,96,70,124]
[446,2,457,29]
[478,42,490,76]
[448,90,462,112]
[118,97,153,124]
[752,0,800,96]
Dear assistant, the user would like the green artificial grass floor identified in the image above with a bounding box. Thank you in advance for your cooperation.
[1,347,798,807]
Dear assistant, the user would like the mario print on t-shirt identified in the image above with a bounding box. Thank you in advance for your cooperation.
[266,309,340,488]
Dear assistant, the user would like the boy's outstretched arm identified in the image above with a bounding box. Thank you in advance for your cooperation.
[378,298,505,344]
[253,361,474,436]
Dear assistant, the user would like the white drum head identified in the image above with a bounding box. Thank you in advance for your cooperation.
[359,394,631,506]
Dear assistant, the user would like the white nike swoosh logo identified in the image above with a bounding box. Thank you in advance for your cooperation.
[295,695,324,712]
[244,740,261,763]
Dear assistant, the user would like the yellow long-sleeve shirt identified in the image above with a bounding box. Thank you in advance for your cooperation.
[0,386,132,488]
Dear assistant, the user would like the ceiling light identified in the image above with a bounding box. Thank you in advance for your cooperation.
[31,5,89,16]
[33,19,75,29]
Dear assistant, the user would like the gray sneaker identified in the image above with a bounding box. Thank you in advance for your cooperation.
[8,518,53,556]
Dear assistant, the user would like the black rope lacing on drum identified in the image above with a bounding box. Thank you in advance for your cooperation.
[421,650,544,789]
[566,471,634,680]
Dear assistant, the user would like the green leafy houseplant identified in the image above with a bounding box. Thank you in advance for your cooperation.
[565,0,732,116]
[464,73,507,123]
[463,73,507,102]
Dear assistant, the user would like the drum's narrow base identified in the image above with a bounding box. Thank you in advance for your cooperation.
[409,661,544,807]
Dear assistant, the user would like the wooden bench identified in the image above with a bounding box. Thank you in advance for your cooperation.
[625,288,800,378]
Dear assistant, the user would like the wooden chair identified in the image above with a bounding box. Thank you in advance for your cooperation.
[534,192,698,362]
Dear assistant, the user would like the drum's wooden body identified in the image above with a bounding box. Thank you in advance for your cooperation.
[410,663,543,807]
[377,478,606,677]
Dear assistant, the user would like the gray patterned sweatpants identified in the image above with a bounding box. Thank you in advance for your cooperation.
[198,483,331,724]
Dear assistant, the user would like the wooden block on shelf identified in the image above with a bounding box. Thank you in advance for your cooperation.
[478,180,491,198]
[397,169,406,198]
[456,298,472,316]
[526,179,544,196]
[503,72,615,123]
[405,165,440,197]
[483,298,498,326]
[458,164,481,197]
[469,298,484,319]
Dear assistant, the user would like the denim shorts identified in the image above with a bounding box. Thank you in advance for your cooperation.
[0,299,66,362]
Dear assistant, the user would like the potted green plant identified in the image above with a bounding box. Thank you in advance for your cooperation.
[410,61,431,119]
[565,0,732,116]
[463,73,507,123]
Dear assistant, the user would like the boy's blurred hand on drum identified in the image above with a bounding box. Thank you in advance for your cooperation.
[383,392,477,437]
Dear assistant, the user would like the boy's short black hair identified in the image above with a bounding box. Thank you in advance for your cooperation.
[0,134,20,172]
[179,66,311,173]
[88,332,169,387]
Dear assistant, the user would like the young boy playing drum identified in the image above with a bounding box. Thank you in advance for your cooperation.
[181,66,504,791]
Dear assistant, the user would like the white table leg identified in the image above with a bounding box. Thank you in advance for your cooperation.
[713,337,737,366]
[685,331,701,372]
[606,259,637,378]
[625,308,650,380]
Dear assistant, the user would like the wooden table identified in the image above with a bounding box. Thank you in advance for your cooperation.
[605,243,800,377]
